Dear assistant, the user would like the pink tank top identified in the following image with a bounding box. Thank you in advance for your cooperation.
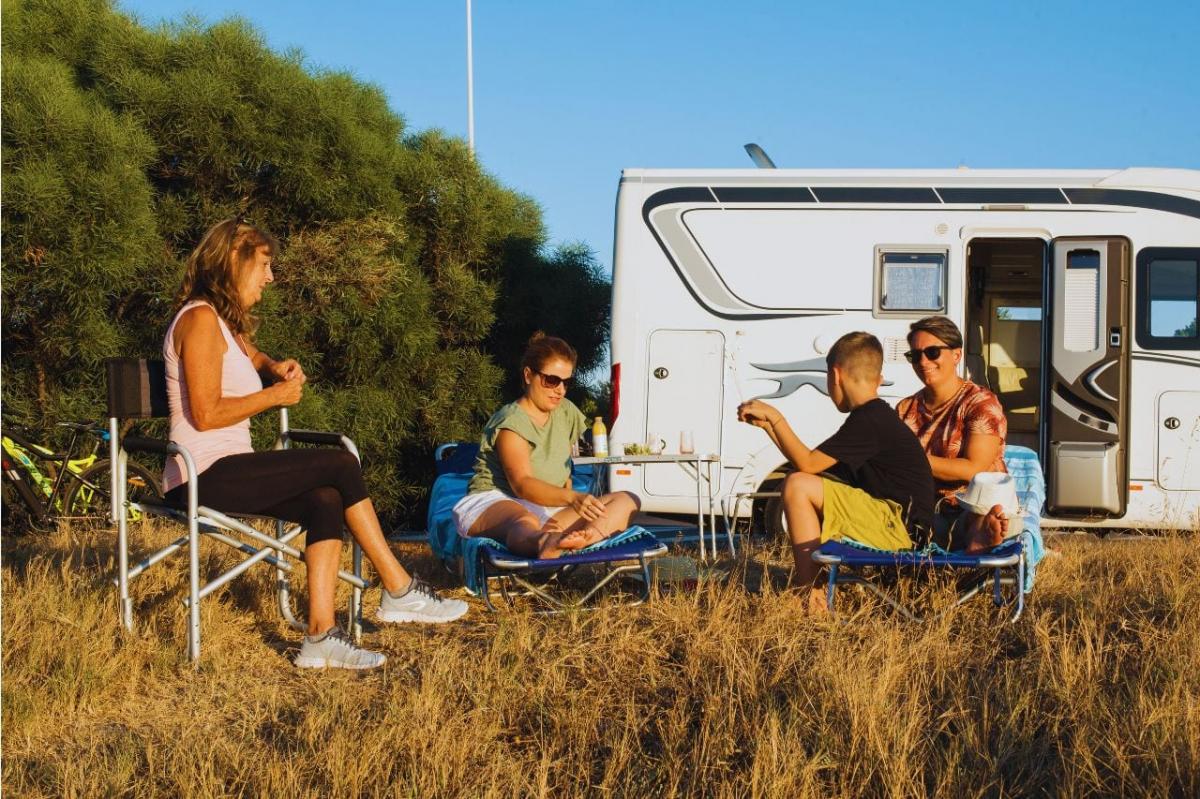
[162,300,263,492]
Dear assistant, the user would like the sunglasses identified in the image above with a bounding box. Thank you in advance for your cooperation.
[534,370,573,389]
[903,345,953,363]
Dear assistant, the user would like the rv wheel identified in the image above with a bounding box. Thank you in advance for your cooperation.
[755,476,790,538]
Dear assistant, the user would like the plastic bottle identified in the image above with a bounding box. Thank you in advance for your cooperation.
[592,416,609,457]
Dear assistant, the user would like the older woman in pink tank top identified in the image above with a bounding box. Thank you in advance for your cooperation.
[166,217,467,670]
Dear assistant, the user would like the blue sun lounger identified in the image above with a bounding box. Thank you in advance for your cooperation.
[812,445,1046,622]
[427,443,667,612]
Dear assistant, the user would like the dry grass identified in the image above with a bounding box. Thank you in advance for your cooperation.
[3,520,1198,797]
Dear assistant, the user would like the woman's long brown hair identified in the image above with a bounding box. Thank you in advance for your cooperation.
[175,217,279,338]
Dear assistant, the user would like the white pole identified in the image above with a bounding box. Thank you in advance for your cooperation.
[466,0,475,156]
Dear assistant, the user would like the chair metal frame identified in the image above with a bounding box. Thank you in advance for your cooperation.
[474,537,666,613]
[105,358,368,663]
[812,539,1026,623]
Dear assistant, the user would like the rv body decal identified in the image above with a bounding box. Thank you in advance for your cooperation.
[747,356,896,400]
[642,186,1200,321]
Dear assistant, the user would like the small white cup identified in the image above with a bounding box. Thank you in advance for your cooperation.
[679,430,695,455]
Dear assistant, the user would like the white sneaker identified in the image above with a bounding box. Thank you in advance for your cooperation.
[294,625,386,670]
[377,576,469,624]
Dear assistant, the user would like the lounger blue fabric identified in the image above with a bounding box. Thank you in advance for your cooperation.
[425,464,596,563]
[825,445,1045,592]
[426,443,663,606]
[813,445,1047,621]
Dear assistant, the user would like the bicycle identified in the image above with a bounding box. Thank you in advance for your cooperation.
[1,421,162,532]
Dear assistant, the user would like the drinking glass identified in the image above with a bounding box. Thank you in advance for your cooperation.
[679,430,695,455]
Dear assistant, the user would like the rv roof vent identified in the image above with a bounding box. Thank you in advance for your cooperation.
[744,143,777,169]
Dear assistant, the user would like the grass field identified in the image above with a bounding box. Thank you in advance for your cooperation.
[3,520,1198,797]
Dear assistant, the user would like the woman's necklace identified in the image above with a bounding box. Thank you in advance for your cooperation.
[924,379,966,414]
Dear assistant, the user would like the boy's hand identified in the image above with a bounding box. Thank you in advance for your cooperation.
[738,399,780,429]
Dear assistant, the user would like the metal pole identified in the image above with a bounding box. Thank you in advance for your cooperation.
[466,0,475,155]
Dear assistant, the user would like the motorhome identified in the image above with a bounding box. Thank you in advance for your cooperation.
[606,167,1200,532]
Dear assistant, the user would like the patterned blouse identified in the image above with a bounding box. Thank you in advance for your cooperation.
[897,380,1007,501]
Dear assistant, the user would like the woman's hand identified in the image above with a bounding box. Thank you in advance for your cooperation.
[268,358,307,384]
[738,399,780,430]
[270,377,304,407]
[569,491,608,523]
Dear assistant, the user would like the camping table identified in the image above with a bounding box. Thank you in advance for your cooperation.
[572,453,723,561]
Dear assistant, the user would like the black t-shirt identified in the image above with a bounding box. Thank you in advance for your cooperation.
[817,397,935,540]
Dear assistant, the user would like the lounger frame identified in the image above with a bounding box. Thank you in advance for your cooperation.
[812,539,1026,622]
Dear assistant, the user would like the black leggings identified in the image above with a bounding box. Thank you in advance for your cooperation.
[165,449,370,545]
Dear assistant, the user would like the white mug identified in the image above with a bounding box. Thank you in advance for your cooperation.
[645,432,666,454]
[679,430,695,455]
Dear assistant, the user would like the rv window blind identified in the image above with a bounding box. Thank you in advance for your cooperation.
[879,252,945,312]
[1063,249,1101,352]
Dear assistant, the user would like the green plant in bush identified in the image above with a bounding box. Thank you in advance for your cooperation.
[1,0,610,523]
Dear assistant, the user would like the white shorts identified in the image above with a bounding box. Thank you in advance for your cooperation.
[452,489,566,538]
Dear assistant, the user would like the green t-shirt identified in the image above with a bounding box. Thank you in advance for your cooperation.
[468,398,588,497]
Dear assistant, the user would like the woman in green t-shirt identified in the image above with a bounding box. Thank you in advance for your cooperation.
[453,333,640,558]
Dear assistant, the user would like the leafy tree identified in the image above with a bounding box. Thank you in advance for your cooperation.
[1,0,611,522]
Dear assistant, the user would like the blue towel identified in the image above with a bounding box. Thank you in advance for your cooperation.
[1005,445,1046,593]
[461,525,656,596]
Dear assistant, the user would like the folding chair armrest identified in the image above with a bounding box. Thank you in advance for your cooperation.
[122,435,174,457]
[284,429,347,448]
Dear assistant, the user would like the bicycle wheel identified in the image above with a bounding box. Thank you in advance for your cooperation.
[62,459,163,523]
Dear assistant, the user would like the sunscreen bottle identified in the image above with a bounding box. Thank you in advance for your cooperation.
[592,417,608,457]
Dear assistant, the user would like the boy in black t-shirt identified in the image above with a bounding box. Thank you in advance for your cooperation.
[738,331,935,613]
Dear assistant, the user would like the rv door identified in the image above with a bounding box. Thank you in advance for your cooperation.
[1044,237,1130,517]
[644,329,724,497]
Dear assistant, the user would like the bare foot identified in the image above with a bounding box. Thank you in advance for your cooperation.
[558,526,607,551]
[783,585,830,616]
[963,504,1007,553]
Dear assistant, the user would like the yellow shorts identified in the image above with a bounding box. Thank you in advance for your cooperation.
[820,477,914,551]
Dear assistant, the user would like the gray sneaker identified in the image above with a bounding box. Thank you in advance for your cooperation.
[294,625,386,670]
[377,576,469,624]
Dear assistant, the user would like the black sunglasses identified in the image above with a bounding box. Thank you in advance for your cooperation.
[903,345,953,363]
[534,370,573,389]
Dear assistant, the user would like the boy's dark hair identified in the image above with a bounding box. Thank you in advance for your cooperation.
[907,315,964,349]
[826,331,883,381]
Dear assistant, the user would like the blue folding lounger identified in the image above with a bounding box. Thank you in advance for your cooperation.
[812,445,1046,622]
[427,443,667,612]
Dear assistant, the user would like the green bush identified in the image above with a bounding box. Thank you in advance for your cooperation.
[1,0,610,523]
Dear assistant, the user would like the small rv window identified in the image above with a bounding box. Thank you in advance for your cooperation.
[996,306,1042,322]
[877,250,946,314]
[1136,248,1200,351]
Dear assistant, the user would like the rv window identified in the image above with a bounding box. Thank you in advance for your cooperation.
[1136,248,1199,351]
[878,251,945,312]
[996,306,1042,322]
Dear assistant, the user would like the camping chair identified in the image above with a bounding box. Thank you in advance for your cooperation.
[105,358,368,662]
[811,445,1047,622]
[427,442,667,612]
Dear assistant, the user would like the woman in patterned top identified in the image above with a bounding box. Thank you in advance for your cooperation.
[897,316,1009,549]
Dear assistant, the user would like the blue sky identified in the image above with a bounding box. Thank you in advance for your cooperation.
[119,0,1200,274]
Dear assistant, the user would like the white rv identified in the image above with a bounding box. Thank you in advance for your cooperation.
[606,167,1200,532]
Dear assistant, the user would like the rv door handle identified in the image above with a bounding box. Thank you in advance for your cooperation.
[1164,417,1180,430]
[653,367,669,379]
